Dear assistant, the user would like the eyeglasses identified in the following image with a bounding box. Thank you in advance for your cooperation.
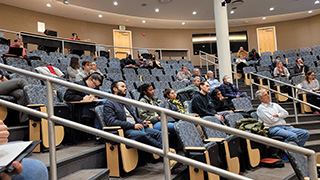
[91,79,99,87]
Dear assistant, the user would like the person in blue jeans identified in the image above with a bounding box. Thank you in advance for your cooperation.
[256,89,309,147]
[0,120,48,180]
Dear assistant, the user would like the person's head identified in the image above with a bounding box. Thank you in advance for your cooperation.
[182,65,188,73]
[256,89,270,104]
[84,73,103,88]
[72,33,78,38]
[276,61,283,69]
[111,80,127,96]
[251,48,256,53]
[193,68,200,76]
[207,70,214,79]
[239,47,244,51]
[305,70,315,83]
[82,60,92,72]
[212,89,222,99]
[275,56,281,61]
[91,62,97,71]
[14,38,23,46]
[127,54,132,60]
[193,77,201,87]
[199,81,210,95]
[163,88,177,99]
[138,83,154,100]
[223,75,232,84]
[139,56,144,61]
[151,54,156,60]
[296,57,304,65]
[69,57,80,70]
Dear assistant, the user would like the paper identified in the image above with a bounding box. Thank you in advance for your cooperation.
[0,141,32,167]
[37,22,45,33]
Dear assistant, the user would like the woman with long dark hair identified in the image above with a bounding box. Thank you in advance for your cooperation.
[301,70,320,114]
[67,57,80,79]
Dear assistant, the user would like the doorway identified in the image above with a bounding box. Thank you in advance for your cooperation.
[256,26,277,54]
[113,30,132,59]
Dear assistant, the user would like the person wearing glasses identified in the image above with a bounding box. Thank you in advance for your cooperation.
[301,70,320,114]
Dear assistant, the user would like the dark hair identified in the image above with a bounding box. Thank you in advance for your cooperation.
[251,48,256,53]
[163,88,173,98]
[72,33,77,36]
[151,54,156,60]
[182,65,187,69]
[83,72,103,85]
[199,81,208,87]
[14,38,21,42]
[276,56,281,59]
[296,57,304,62]
[111,80,125,94]
[138,83,153,100]
[305,70,315,84]
[211,89,221,99]
[69,57,80,70]
[127,54,132,60]
[81,60,91,69]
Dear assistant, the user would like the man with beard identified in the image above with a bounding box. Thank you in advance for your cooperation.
[103,80,162,148]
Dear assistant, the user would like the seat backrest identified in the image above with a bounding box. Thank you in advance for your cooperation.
[161,63,171,70]
[167,59,178,64]
[130,89,140,101]
[291,75,305,85]
[153,81,170,90]
[10,73,42,85]
[95,56,108,62]
[108,62,121,68]
[257,66,270,72]
[274,77,291,86]
[170,81,187,91]
[6,57,28,66]
[261,51,272,57]
[225,113,244,128]
[174,121,205,148]
[157,75,173,82]
[24,85,60,105]
[151,69,164,76]
[284,142,309,180]
[141,75,157,82]
[124,74,140,81]
[231,97,253,112]
[171,64,181,71]
[81,55,94,62]
[137,68,151,75]
[202,116,227,138]
[250,112,259,121]
[107,73,124,81]
[106,68,122,74]
[122,68,136,75]
[164,69,176,76]
[243,66,257,74]
[95,105,106,128]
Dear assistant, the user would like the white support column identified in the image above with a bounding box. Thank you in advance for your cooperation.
[214,0,232,82]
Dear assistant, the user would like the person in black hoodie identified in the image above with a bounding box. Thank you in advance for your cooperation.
[210,89,234,118]
[293,57,309,76]
[120,54,136,68]
[191,81,224,122]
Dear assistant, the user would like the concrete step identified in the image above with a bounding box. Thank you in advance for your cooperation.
[291,120,320,130]
[286,114,320,124]
[305,139,320,152]
[59,169,109,180]
[306,129,320,141]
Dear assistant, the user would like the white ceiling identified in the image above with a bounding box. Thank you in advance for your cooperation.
[1,0,320,29]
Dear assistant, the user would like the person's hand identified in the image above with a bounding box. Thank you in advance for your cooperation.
[142,121,148,127]
[83,95,93,101]
[236,95,240,98]
[229,110,234,114]
[215,114,225,122]
[158,116,161,121]
[134,124,143,131]
[272,114,279,117]
[0,120,9,145]
[0,161,23,179]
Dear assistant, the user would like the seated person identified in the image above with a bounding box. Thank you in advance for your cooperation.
[192,68,205,82]
[236,46,248,58]
[301,70,320,114]
[210,89,234,118]
[176,77,201,100]
[218,75,249,102]
[148,55,163,69]
[161,88,185,114]
[138,84,176,133]
[191,81,225,123]
[235,55,248,73]
[274,61,290,78]
[0,120,49,180]
[70,33,80,40]
[272,56,284,70]
[104,81,162,148]
[120,54,136,68]
[90,62,103,76]
[35,65,64,78]
[247,48,260,61]
[136,56,150,68]
[76,60,92,81]
[256,89,309,147]
[7,38,27,57]
[207,70,220,89]
[0,70,28,123]
[294,57,309,76]
[67,57,81,79]
[177,65,192,83]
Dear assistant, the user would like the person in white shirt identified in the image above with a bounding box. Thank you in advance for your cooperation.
[206,70,220,90]
[235,55,248,73]
[256,89,309,147]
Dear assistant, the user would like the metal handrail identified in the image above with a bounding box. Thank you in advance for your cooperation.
[0,64,317,179]
[249,72,320,123]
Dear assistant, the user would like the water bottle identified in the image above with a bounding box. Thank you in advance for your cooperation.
[183,101,190,114]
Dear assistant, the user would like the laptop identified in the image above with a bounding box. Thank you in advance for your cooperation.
[7,47,23,57]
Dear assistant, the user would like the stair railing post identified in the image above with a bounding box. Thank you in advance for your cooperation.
[250,73,254,100]
[267,79,271,99]
[292,86,299,123]
[161,112,171,180]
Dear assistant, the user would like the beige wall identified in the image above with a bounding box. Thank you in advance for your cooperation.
[1,3,320,65]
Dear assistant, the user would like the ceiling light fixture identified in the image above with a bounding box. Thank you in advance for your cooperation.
[63,0,69,5]
[155,8,159,12]
[308,10,313,13]
[98,14,102,18]
[262,17,266,20]
[182,22,185,25]
[192,11,197,15]
[113,1,118,6]
[230,10,234,14]
[46,3,51,7]
[315,0,320,4]
[142,20,146,23]
[270,7,274,11]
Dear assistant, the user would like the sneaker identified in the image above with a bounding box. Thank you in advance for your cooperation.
[314,111,319,114]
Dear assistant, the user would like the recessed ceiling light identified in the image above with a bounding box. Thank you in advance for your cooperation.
[308,10,313,13]
[262,17,266,20]
[182,22,185,25]
[98,14,102,18]
[192,11,197,15]
[269,7,274,11]
[46,3,51,7]
[230,10,234,14]
[113,1,118,6]
[142,20,146,23]
[315,0,320,4]
[155,8,159,12]
[63,0,69,5]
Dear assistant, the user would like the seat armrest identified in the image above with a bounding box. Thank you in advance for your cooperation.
[204,138,225,143]
[185,147,206,151]
[27,104,45,107]
[234,109,244,112]
[187,113,199,117]
[68,101,94,104]
[103,126,122,130]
